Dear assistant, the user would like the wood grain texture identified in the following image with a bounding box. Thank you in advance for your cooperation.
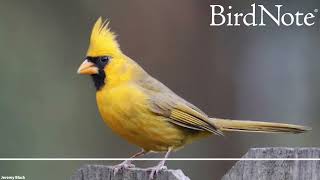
[71,164,190,180]
[222,147,320,180]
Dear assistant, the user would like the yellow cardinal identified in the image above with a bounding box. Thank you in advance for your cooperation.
[77,17,310,179]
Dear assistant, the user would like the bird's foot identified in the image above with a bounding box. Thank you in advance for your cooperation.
[147,163,167,180]
[113,160,135,175]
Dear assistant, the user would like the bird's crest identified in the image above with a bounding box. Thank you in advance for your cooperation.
[86,17,121,57]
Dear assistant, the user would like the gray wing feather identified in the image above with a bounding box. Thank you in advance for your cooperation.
[136,76,223,135]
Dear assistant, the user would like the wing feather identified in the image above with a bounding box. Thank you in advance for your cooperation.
[138,76,223,136]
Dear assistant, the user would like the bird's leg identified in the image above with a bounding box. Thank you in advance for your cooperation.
[148,147,172,180]
[113,149,148,175]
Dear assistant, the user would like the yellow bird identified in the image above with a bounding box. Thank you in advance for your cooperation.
[77,17,310,179]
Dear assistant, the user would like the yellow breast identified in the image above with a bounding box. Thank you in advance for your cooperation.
[96,83,189,152]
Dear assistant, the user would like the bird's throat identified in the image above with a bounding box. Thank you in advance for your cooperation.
[91,69,106,91]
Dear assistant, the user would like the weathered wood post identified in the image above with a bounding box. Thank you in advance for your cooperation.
[222,147,320,180]
[71,148,320,180]
[71,164,190,180]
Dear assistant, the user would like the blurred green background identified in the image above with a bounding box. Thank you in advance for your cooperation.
[0,0,319,179]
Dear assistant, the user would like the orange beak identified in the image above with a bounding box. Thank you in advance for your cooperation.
[77,59,99,75]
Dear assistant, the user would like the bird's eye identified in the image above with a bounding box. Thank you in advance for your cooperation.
[100,56,110,63]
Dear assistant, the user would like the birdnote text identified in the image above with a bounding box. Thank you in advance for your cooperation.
[210,3,318,27]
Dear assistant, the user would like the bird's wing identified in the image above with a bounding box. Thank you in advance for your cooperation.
[139,77,223,136]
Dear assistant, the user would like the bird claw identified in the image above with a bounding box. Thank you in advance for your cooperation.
[148,165,167,179]
[113,160,135,175]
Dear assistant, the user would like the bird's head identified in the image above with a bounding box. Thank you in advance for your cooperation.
[77,17,123,90]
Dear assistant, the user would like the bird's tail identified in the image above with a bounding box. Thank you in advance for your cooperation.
[210,118,310,134]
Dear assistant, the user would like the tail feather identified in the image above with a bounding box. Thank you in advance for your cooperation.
[210,118,311,134]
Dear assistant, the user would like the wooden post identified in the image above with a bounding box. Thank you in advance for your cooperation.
[71,164,190,180]
[71,148,320,180]
[222,147,320,180]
